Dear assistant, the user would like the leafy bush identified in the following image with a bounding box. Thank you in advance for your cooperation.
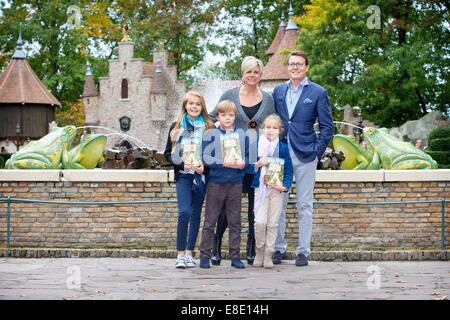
[428,127,450,141]
[427,127,450,168]
[426,151,449,165]
[428,138,450,151]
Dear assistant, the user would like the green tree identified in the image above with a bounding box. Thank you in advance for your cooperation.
[112,0,222,79]
[0,0,94,107]
[215,0,307,79]
[0,0,224,102]
[0,0,123,128]
[297,0,449,127]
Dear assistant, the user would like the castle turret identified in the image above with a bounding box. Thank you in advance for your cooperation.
[82,61,98,98]
[118,26,134,64]
[150,59,167,121]
[261,2,300,88]
[265,12,287,57]
[82,61,99,125]
[286,2,299,31]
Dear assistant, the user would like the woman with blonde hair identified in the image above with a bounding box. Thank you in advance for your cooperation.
[208,56,276,265]
[164,91,215,269]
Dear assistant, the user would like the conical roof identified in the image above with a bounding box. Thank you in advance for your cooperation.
[265,14,287,56]
[82,62,99,97]
[262,5,299,81]
[0,34,60,106]
[150,59,165,94]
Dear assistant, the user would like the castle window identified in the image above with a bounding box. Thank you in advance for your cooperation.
[121,79,128,99]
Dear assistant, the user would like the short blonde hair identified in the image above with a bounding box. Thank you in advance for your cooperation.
[262,114,284,134]
[216,100,237,116]
[241,56,264,77]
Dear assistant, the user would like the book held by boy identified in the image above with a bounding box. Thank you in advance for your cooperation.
[220,132,242,163]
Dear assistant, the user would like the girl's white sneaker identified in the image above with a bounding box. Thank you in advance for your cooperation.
[175,255,186,269]
[184,255,196,268]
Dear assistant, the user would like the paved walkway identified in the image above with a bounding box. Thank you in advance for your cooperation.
[0,258,448,300]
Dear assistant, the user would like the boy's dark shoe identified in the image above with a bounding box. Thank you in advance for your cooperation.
[272,251,287,265]
[231,258,245,269]
[295,253,308,267]
[199,257,211,269]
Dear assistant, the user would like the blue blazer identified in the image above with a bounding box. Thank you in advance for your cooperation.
[273,80,333,163]
[251,140,293,190]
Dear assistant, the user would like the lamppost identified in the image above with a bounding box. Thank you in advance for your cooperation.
[13,122,24,150]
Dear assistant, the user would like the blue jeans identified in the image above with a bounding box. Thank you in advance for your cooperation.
[176,174,205,251]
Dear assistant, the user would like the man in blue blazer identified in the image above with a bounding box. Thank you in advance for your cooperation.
[272,51,333,266]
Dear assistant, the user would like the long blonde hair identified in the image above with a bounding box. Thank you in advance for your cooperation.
[170,91,215,149]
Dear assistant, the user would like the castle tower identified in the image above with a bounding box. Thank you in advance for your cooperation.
[260,3,300,91]
[82,61,99,126]
[265,12,287,57]
[82,34,186,151]
[150,59,167,121]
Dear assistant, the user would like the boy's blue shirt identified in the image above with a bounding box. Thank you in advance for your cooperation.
[202,126,255,185]
[251,139,294,190]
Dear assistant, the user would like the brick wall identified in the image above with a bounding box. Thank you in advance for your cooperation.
[0,170,449,252]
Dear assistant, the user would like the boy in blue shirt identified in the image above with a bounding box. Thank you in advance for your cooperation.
[199,100,253,269]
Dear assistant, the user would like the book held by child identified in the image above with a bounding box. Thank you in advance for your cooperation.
[181,136,202,167]
[220,132,242,163]
[265,157,285,187]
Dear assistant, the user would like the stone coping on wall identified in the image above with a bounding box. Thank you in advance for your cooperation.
[1,248,448,261]
[0,169,449,182]
[0,170,61,182]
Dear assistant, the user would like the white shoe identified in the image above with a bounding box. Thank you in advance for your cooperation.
[175,255,186,269]
[184,255,196,268]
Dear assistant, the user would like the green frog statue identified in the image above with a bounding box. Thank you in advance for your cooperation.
[6,126,77,169]
[5,126,107,169]
[333,127,438,170]
[64,133,107,169]
[332,134,380,170]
